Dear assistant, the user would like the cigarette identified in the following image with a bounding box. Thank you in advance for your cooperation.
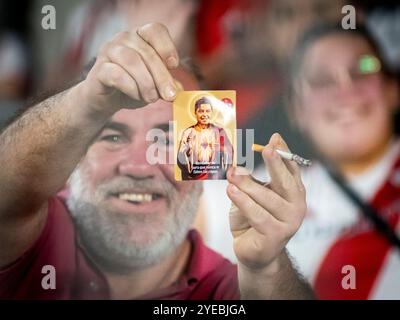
[252,144,312,167]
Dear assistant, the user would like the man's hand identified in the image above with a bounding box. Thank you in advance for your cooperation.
[227,133,313,299]
[79,23,180,116]
[0,23,181,268]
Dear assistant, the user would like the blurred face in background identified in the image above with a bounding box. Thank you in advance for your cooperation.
[265,0,344,63]
[293,33,399,167]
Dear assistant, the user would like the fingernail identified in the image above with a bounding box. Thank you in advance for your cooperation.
[164,85,177,100]
[167,56,178,68]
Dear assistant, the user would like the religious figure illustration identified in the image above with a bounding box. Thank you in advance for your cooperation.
[177,97,234,180]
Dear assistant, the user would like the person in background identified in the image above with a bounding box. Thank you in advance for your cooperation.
[199,0,345,263]
[0,1,33,129]
[353,0,400,72]
[283,23,400,299]
[46,0,197,89]
[0,1,31,101]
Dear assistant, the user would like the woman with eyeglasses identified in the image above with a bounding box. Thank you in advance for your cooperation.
[284,23,400,299]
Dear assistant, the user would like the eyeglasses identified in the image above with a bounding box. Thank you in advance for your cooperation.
[298,55,382,97]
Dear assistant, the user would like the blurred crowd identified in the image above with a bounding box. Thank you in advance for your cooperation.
[1,0,400,299]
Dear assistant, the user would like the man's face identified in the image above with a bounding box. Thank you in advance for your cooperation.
[195,103,213,126]
[67,69,202,272]
[294,34,398,164]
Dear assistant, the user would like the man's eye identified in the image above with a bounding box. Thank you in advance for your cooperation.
[101,135,123,143]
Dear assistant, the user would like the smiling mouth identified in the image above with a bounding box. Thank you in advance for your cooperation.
[114,192,164,205]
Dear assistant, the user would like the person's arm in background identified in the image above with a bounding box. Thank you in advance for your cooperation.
[0,23,180,268]
[227,133,315,299]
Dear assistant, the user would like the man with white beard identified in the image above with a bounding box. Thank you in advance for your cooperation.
[0,23,313,299]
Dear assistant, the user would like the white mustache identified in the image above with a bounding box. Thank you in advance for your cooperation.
[96,177,174,199]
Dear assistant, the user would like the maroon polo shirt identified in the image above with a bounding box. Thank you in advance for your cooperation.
[0,197,239,299]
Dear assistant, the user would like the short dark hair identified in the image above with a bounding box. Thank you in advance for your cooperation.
[194,97,212,112]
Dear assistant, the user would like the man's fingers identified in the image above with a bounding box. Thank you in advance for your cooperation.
[97,62,140,103]
[229,202,250,237]
[227,167,291,222]
[227,183,283,235]
[128,33,177,101]
[137,22,179,69]
[271,133,302,183]
[262,134,301,202]
[82,24,182,114]
[103,27,179,103]
[106,45,159,103]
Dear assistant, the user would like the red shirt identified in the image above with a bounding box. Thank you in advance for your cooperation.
[0,197,239,300]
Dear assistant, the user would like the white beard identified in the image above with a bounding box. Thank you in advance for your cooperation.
[67,166,202,273]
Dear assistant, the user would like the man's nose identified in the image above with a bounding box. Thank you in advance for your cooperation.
[117,139,156,178]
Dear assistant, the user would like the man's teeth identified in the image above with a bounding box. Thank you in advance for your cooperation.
[118,193,154,202]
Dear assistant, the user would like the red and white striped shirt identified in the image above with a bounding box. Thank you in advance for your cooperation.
[288,140,400,299]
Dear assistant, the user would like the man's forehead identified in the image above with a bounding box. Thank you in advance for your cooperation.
[111,100,172,129]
